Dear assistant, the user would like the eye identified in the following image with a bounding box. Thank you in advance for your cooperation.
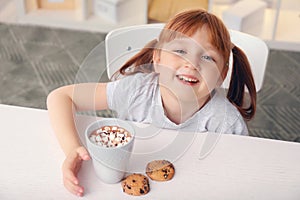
[201,55,214,62]
[173,49,187,55]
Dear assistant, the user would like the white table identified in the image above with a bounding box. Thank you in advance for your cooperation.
[0,104,299,200]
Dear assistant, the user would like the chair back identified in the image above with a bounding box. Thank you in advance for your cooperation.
[105,24,269,92]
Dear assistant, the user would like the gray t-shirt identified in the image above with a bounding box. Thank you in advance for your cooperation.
[106,73,248,135]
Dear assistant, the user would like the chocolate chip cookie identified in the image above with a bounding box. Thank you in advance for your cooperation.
[121,174,150,196]
[146,160,175,181]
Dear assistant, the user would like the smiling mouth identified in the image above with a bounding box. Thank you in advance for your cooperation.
[176,75,199,84]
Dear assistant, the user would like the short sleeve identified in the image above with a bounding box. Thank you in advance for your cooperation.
[105,73,157,120]
[106,75,137,116]
[225,116,249,136]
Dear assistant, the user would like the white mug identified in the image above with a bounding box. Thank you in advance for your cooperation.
[85,118,135,184]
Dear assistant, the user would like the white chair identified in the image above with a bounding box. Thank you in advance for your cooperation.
[105,24,269,92]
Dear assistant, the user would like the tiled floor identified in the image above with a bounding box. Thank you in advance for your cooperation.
[0,23,299,142]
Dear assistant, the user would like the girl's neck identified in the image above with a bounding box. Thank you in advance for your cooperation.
[160,87,210,125]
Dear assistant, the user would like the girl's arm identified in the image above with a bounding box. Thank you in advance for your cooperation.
[47,83,108,155]
[47,83,108,196]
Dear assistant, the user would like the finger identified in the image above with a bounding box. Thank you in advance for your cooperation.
[64,178,84,196]
[63,150,82,171]
[62,152,84,184]
[77,146,91,160]
[64,167,79,185]
[63,170,83,192]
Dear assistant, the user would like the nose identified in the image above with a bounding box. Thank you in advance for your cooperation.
[183,56,199,71]
[184,63,197,71]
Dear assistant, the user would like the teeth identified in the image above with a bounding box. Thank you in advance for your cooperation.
[177,75,198,83]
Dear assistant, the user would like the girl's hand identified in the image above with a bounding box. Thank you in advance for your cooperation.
[62,146,90,197]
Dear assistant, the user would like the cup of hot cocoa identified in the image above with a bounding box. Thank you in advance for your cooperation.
[85,118,135,184]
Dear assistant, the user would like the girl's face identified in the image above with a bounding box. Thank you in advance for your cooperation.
[153,25,228,104]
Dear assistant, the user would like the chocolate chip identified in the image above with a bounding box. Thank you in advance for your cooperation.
[132,179,136,183]
[140,189,145,194]
[164,174,168,179]
[126,185,131,189]
[144,186,148,190]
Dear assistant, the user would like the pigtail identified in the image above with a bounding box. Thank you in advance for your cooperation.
[227,45,256,120]
[111,39,158,80]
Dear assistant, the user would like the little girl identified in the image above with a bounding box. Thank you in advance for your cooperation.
[47,9,256,196]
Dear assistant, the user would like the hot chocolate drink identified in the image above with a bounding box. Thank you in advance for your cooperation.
[89,125,132,148]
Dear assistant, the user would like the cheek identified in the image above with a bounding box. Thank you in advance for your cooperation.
[156,51,182,65]
[201,67,223,90]
[156,64,176,83]
[154,56,178,74]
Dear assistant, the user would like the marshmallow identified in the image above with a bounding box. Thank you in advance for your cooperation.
[89,125,132,148]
